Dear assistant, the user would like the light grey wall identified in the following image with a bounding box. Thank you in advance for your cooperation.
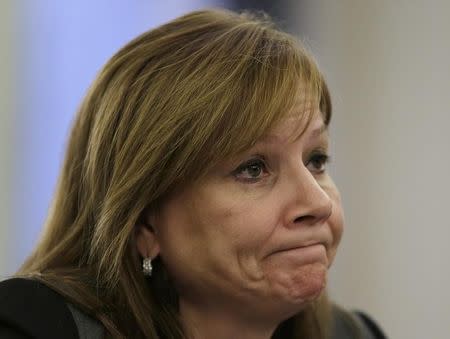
[0,0,15,278]
[289,1,450,338]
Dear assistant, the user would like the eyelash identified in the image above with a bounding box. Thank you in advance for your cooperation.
[232,156,268,183]
[232,152,330,183]
[307,152,331,174]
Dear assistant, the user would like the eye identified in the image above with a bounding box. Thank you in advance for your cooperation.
[232,157,269,182]
[306,152,330,174]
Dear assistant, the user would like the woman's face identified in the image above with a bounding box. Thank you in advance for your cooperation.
[145,106,344,322]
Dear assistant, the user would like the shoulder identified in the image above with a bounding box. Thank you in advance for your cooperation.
[0,277,79,339]
[352,310,388,339]
[331,304,388,339]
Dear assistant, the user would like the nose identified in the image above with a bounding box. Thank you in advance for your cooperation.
[284,168,333,227]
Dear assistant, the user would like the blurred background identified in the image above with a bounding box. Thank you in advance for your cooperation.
[1,1,449,338]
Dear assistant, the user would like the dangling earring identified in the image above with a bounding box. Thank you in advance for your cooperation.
[142,257,153,276]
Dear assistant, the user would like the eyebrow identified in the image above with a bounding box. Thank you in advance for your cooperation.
[258,123,328,145]
[311,123,328,138]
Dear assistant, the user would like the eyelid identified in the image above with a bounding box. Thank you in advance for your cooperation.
[231,155,269,182]
[233,154,266,169]
[306,150,331,173]
[230,147,330,181]
[309,150,330,159]
[305,145,329,158]
[311,153,331,164]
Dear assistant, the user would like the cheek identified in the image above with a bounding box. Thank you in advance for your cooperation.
[210,201,280,266]
[156,187,279,284]
[326,188,345,263]
[198,186,280,249]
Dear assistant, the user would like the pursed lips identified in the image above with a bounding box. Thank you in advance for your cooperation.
[275,241,325,253]
[264,240,328,259]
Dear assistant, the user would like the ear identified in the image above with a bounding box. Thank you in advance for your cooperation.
[135,212,160,259]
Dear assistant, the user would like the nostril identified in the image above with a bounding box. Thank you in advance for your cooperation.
[294,215,314,224]
[289,190,333,227]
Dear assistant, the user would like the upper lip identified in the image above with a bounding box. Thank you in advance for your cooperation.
[272,240,327,254]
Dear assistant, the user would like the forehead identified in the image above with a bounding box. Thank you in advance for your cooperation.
[259,108,327,147]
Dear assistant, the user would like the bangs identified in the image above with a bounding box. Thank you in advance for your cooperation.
[194,33,331,177]
[142,10,332,193]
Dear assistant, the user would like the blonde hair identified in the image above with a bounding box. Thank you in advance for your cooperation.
[18,8,332,338]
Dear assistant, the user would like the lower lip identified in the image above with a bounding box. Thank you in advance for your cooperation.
[273,244,328,265]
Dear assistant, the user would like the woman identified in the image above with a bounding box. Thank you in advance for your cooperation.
[0,8,387,339]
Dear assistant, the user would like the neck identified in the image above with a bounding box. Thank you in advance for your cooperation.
[179,299,281,339]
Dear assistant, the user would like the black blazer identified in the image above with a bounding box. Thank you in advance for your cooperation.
[0,278,79,338]
[0,278,387,339]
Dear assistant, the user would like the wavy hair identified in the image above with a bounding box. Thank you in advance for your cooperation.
[18,8,332,338]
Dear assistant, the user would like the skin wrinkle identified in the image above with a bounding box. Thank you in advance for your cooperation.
[275,263,326,300]
[179,194,261,301]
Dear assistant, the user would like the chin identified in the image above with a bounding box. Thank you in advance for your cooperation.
[252,264,328,323]
[281,263,328,305]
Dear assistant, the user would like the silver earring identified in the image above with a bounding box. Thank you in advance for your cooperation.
[143,257,153,276]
